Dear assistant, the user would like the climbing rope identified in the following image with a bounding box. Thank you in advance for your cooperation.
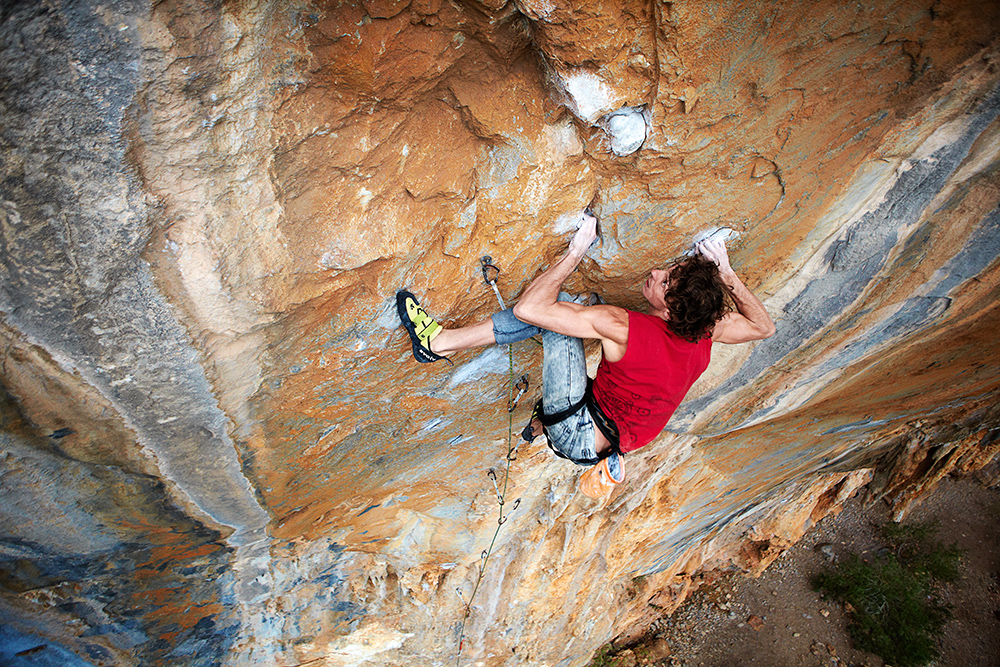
[455,258,525,665]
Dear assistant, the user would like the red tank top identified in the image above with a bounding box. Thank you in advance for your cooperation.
[592,311,712,453]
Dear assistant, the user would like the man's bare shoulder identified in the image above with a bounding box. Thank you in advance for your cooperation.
[584,304,629,345]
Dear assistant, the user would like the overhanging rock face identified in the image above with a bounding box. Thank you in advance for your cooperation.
[1,1,999,665]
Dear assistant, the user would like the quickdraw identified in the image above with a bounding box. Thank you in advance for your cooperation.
[480,255,506,310]
[508,375,529,413]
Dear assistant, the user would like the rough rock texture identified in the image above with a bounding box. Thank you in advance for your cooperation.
[1,1,999,665]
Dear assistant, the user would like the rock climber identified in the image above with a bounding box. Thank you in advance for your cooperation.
[397,209,775,496]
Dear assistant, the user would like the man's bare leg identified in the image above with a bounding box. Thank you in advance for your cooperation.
[429,318,496,356]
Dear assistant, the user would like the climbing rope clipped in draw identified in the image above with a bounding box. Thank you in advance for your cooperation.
[454,257,527,665]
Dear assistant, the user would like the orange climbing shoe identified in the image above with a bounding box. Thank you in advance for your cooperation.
[579,453,625,499]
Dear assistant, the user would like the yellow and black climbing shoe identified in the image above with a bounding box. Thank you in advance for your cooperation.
[397,290,452,365]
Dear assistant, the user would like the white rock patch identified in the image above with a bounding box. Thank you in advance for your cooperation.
[602,106,647,156]
[560,70,617,124]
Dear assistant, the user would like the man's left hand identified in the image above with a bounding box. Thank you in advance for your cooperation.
[569,209,599,256]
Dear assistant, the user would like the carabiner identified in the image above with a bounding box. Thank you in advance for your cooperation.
[481,255,501,286]
[480,255,506,310]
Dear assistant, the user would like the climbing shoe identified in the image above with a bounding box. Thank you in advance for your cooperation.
[396,290,451,364]
[579,452,625,499]
[396,290,452,365]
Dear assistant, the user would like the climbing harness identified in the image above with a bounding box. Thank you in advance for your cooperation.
[455,256,526,665]
[534,379,622,466]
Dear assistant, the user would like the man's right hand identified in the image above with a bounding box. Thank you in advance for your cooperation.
[701,238,777,344]
[696,238,734,276]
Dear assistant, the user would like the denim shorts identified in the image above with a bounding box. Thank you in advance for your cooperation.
[492,294,620,475]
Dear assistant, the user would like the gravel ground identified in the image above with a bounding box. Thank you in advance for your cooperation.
[596,476,1000,667]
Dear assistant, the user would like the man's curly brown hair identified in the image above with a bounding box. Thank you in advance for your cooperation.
[663,255,732,342]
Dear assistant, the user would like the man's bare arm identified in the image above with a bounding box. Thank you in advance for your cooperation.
[698,238,776,344]
[512,213,629,353]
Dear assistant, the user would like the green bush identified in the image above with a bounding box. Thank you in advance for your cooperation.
[882,520,963,583]
[587,644,615,667]
[812,521,963,667]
